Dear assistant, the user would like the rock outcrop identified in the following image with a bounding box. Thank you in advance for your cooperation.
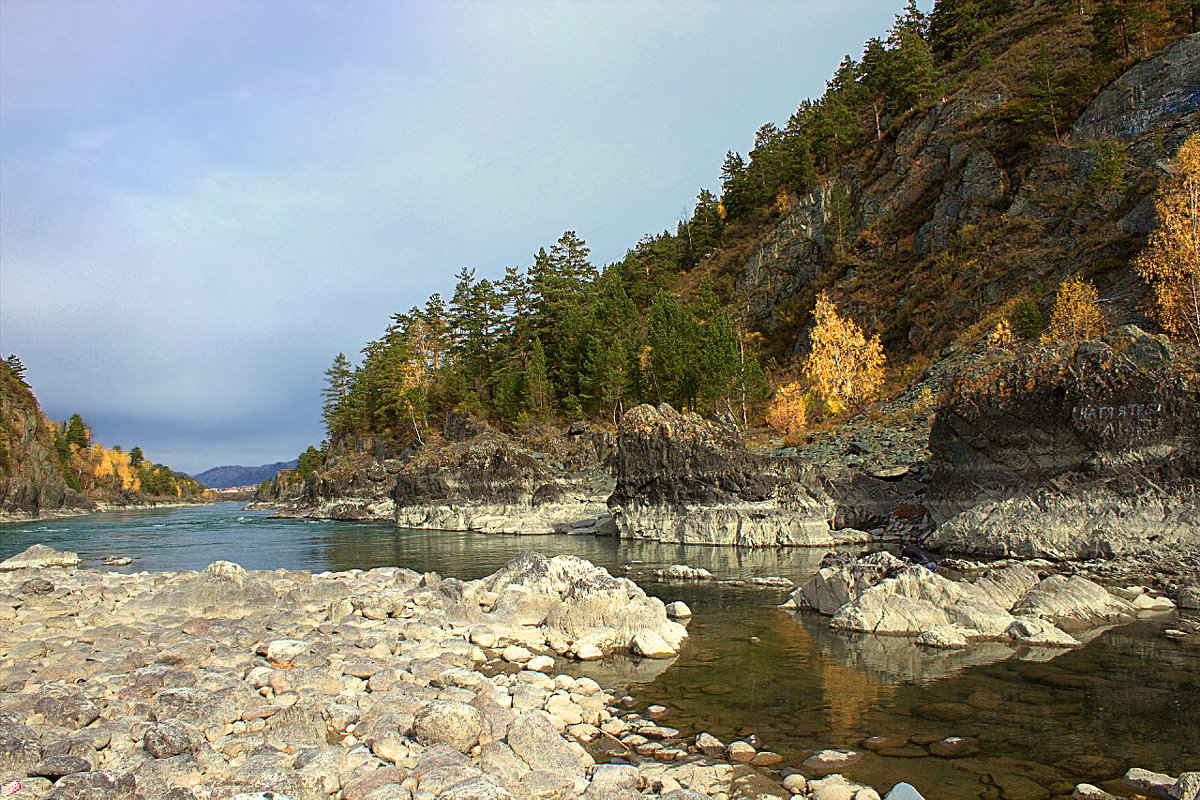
[608,404,902,546]
[924,328,1200,559]
[0,367,96,522]
[785,552,1142,651]
[261,418,615,534]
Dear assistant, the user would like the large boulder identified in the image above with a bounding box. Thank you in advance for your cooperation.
[787,552,1130,649]
[925,330,1200,560]
[607,404,898,546]
[130,560,281,618]
[0,544,80,571]
[481,552,687,659]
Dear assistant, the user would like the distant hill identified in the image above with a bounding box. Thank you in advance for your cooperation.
[194,460,298,489]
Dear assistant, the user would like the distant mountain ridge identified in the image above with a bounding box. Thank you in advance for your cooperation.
[194,460,298,489]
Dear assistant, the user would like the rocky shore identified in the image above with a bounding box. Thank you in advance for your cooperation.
[0,545,938,800]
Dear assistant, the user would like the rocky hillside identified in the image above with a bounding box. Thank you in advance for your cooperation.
[727,32,1198,364]
[0,365,96,522]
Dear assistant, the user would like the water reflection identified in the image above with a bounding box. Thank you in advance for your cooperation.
[3,505,1197,798]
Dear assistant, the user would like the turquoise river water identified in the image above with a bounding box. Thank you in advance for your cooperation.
[1,503,1196,799]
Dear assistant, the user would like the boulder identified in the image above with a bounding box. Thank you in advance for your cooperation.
[133,561,280,618]
[608,404,897,546]
[506,710,588,775]
[1010,574,1134,630]
[412,701,485,753]
[790,552,1108,651]
[926,333,1200,560]
[481,552,687,659]
[0,544,79,571]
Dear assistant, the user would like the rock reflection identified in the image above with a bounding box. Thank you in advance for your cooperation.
[792,611,1119,684]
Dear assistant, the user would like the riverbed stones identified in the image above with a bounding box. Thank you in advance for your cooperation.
[803,750,862,771]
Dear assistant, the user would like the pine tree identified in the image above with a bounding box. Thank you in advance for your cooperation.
[322,353,353,436]
[525,336,551,415]
[3,355,27,387]
[65,414,89,451]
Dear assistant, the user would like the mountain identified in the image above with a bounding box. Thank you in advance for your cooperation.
[194,460,299,489]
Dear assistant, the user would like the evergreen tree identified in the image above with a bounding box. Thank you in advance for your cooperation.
[322,353,353,436]
[296,446,324,480]
[65,414,89,451]
[525,335,551,414]
[129,446,144,468]
[3,355,27,387]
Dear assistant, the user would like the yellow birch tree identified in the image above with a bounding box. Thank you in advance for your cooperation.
[1047,277,1107,342]
[1135,133,1200,347]
[803,292,885,414]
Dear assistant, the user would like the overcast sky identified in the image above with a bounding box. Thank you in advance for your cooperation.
[1,0,918,476]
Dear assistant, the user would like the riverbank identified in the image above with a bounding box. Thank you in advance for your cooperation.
[0,547,895,800]
[0,499,212,526]
[0,544,1196,800]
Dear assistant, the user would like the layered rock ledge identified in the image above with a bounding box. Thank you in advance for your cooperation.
[259,416,615,535]
[924,328,1200,563]
[607,404,907,547]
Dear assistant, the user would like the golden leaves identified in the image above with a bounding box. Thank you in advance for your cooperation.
[803,292,885,415]
[1135,133,1200,346]
[1046,277,1106,343]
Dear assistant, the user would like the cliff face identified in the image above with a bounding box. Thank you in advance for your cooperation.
[0,369,96,522]
[734,34,1199,356]
[925,326,1199,559]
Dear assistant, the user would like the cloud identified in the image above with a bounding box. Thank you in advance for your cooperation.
[1,0,913,474]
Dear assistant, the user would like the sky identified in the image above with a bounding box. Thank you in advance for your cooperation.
[1,0,919,476]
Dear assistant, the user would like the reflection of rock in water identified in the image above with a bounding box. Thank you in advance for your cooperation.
[621,542,865,584]
[560,652,679,691]
[795,611,1118,683]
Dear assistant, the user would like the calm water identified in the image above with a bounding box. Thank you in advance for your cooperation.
[3,503,1196,798]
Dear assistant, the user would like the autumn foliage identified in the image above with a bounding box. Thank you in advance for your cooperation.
[1135,133,1200,347]
[766,382,809,441]
[803,292,884,414]
[1046,277,1107,342]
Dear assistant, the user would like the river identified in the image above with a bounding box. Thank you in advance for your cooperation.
[2,503,1196,798]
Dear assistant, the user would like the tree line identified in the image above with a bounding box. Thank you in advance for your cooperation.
[321,231,767,443]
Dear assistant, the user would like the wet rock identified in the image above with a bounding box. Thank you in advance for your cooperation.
[802,749,861,771]
[1071,785,1120,800]
[927,736,981,758]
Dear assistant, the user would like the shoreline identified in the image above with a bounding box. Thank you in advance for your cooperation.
[0,545,1194,800]
[0,499,214,526]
